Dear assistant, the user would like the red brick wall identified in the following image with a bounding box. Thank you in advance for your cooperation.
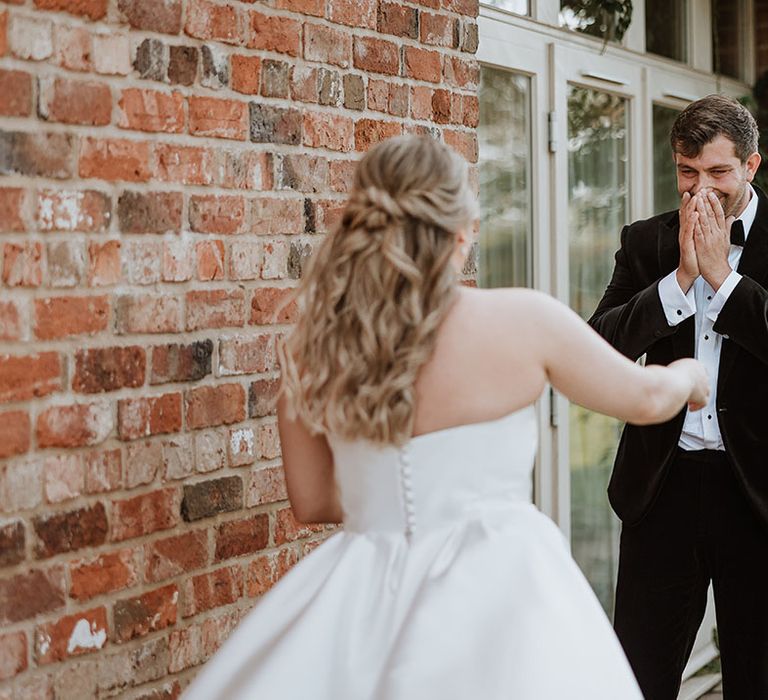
[0,0,479,696]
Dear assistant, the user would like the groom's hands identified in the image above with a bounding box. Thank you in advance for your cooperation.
[677,192,700,293]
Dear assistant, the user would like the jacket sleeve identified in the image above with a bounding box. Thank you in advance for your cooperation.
[587,225,679,361]
[713,275,768,365]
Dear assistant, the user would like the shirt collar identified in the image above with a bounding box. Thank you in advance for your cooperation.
[736,184,758,243]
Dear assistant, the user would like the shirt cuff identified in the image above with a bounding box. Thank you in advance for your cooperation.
[658,270,696,326]
[705,270,742,324]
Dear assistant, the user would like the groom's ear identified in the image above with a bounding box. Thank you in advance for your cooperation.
[746,152,762,181]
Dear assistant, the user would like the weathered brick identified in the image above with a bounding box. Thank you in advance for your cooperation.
[53,25,91,72]
[420,11,458,46]
[275,0,324,15]
[462,93,479,127]
[250,287,297,325]
[46,241,84,289]
[0,301,23,341]
[246,465,287,507]
[214,513,269,561]
[36,188,111,233]
[185,0,245,44]
[162,436,194,480]
[36,401,113,448]
[189,96,249,140]
[144,530,207,583]
[185,383,245,429]
[35,607,108,664]
[330,0,376,27]
[34,295,109,340]
[379,1,419,38]
[320,63,343,107]
[248,377,280,417]
[304,22,351,67]
[218,150,272,190]
[168,45,198,85]
[329,159,357,193]
[250,198,303,235]
[150,340,213,385]
[70,548,138,601]
[196,240,225,280]
[182,565,242,617]
[117,191,182,234]
[189,194,246,234]
[186,289,246,330]
[443,54,479,89]
[403,46,442,83]
[33,503,108,558]
[39,76,112,126]
[275,153,329,192]
[0,69,33,116]
[303,111,354,152]
[0,458,42,514]
[0,567,65,624]
[124,440,162,489]
[114,584,178,642]
[162,240,193,282]
[246,548,297,597]
[96,637,169,695]
[0,520,25,567]
[133,37,168,81]
[118,392,182,440]
[444,128,478,162]
[84,449,123,495]
[0,352,61,403]
[2,242,43,287]
[261,239,289,279]
[181,476,242,521]
[73,346,146,394]
[43,454,84,504]
[0,187,28,232]
[35,0,107,20]
[343,73,365,110]
[247,10,301,56]
[230,54,260,94]
[153,143,216,185]
[118,0,182,34]
[87,240,122,287]
[217,335,274,376]
[354,118,403,150]
[92,32,132,75]
[442,0,478,16]
[228,426,255,467]
[0,131,74,179]
[256,422,281,460]
[79,137,151,182]
[249,103,302,145]
[228,240,262,280]
[9,15,52,61]
[260,58,290,98]
[127,679,181,700]
[353,36,399,75]
[0,630,27,680]
[192,430,226,473]
[117,88,185,133]
[53,658,98,699]
[111,487,180,541]
[275,506,324,545]
[122,240,161,285]
[167,610,239,673]
[0,11,6,58]
[116,293,182,334]
[200,44,229,89]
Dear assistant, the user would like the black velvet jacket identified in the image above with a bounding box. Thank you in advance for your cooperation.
[588,187,768,528]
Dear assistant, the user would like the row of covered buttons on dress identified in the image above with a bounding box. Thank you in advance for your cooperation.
[398,445,416,538]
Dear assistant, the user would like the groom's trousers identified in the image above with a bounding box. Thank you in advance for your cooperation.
[613,449,768,700]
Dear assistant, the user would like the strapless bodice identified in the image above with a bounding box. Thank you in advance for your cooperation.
[328,405,537,537]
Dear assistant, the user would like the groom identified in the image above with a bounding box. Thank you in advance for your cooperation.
[589,94,768,699]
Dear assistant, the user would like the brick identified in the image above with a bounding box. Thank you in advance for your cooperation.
[34,296,109,340]
[331,0,377,27]
[48,241,85,288]
[246,548,297,597]
[117,191,183,233]
[181,476,242,521]
[230,55,260,94]
[194,430,227,473]
[92,32,131,75]
[150,340,213,385]
[144,530,207,583]
[275,0,324,14]
[431,87,452,124]
[248,377,280,417]
[189,96,248,140]
[246,465,287,507]
[0,11,7,58]
[250,287,297,325]
[353,36,399,75]
[290,65,319,103]
[182,566,242,618]
[134,37,168,81]
[0,188,28,232]
[443,55,479,89]
[161,241,194,283]
[84,449,123,494]
[249,103,302,145]
[116,293,182,334]
[2,242,43,287]
[118,0,182,34]
[114,584,178,642]
[36,189,111,233]
[35,0,107,20]
[459,19,478,52]
[39,76,112,126]
[0,631,27,680]
[0,410,30,459]
[96,637,169,695]
[117,88,185,133]
[33,503,108,558]
[189,194,246,234]
[0,352,61,403]
[122,240,162,285]
[118,392,182,440]
[227,426,255,466]
[444,128,478,162]
[168,45,198,85]
[127,680,181,700]
[0,69,32,116]
[261,239,289,279]
[0,458,42,513]
[250,198,304,235]
[0,567,65,624]
[275,506,324,544]
[73,346,146,394]
[304,22,351,67]
[111,488,180,541]
[35,607,108,664]
[70,548,137,600]
[403,46,442,83]
[186,383,245,429]
[200,44,229,89]
[196,240,225,280]
[305,198,344,233]
[275,153,329,192]
[167,610,239,673]
[286,240,311,279]
[257,422,281,460]
[218,150,272,190]
[303,111,354,152]
[79,138,151,182]
[186,289,246,330]
[354,118,403,151]
[0,131,74,179]
[420,11,457,46]
[43,454,83,504]
[214,513,269,561]
[228,240,262,280]
[248,10,301,55]
[162,436,194,480]
[379,1,419,38]
[343,73,365,110]
[218,335,274,376]
[0,520,24,567]
[53,25,91,71]
[441,0,478,16]
[87,240,122,287]
[9,15,52,60]
[329,159,357,193]
[36,401,113,448]
[125,442,162,490]
[318,66,342,107]
[185,0,245,44]
[260,58,290,98]
[154,144,216,185]
[53,659,98,699]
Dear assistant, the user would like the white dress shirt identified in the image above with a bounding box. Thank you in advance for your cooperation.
[657,185,758,451]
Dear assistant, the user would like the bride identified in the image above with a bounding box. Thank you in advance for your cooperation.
[183,135,708,699]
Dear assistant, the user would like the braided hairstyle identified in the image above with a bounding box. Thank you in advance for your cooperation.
[279,135,476,445]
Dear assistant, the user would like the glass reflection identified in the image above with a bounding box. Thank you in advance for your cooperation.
[646,0,687,62]
[482,0,529,15]
[653,104,681,215]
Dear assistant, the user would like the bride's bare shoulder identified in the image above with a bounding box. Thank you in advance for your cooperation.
[459,286,563,320]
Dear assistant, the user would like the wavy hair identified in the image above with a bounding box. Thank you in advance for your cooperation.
[279,135,476,445]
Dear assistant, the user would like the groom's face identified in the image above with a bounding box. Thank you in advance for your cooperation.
[674,134,756,218]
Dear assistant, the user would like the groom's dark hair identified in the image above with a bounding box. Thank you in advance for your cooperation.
[670,94,759,163]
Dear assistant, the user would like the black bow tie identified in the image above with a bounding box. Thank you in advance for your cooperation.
[731,220,745,246]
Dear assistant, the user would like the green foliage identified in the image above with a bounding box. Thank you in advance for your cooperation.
[561,0,634,44]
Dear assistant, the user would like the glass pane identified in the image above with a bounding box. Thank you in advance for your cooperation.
[567,86,629,615]
[559,0,609,40]
[646,0,687,62]
[712,0,744,80]
[653,104,681,214]
[482,0,529,15]
[477,67,532,288]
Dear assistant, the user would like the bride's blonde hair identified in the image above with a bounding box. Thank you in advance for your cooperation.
[279,135,476,445]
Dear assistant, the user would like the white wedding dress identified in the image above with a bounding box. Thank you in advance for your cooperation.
[183,405,643,699]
